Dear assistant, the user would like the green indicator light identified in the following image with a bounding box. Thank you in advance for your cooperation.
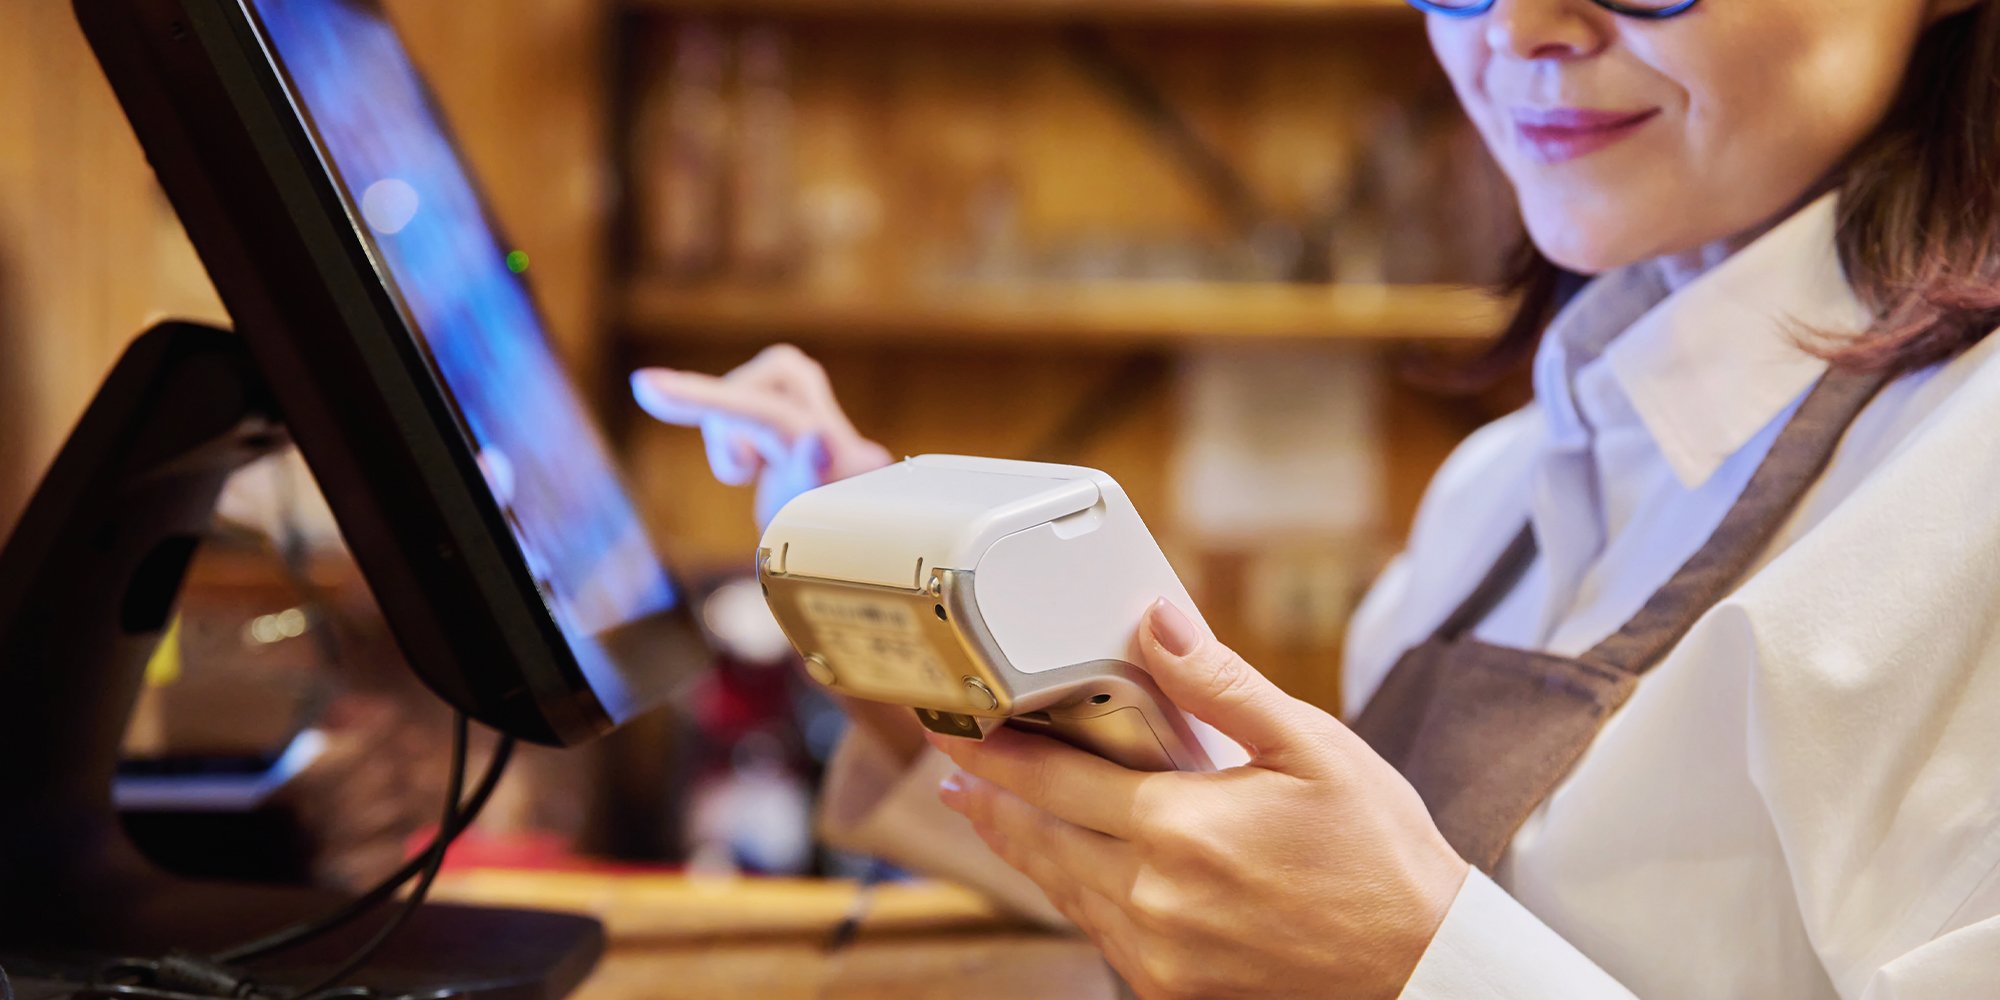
[505,250,530,274]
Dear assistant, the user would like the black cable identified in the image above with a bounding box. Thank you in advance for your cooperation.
[290,714,471,1000]
[207,480,517,970]
[213,730,514,966]
[77,713,497,1000]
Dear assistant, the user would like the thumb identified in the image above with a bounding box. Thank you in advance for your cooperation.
[1140,599,1325,772]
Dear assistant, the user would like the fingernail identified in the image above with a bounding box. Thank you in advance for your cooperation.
[629,371,673,412]
[1148,599,1201,657]
[939,771,967,809]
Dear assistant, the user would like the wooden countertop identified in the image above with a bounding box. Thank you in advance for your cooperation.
[429,870,1120,1000]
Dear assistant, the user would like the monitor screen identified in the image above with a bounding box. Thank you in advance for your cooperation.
[244,0,677,711]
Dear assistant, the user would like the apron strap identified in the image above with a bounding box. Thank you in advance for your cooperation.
[1580,367,1893,676]
[1432,523,1539,642]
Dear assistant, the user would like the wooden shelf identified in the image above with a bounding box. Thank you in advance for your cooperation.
[627,0,1417,23]
[621,280,1507,350]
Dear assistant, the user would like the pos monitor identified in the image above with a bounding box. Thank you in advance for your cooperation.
[76,0,703,747]
[0,0,703,994]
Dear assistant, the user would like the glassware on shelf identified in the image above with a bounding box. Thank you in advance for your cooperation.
[635,20,731,283]
[731,23,801,283]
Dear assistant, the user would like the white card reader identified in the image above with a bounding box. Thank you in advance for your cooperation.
[758,455,1249,772]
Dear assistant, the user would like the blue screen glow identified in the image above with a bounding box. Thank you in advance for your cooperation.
[248,0,677,700]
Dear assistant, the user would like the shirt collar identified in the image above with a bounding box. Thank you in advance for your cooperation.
[1533,192,1871,489]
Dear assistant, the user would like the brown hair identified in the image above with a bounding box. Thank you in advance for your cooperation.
[1477,3,2000,381]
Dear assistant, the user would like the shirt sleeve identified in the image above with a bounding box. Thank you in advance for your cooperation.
[1399,869,1637,999]
[815,724,1070,928]
[1404,861,2000,1000]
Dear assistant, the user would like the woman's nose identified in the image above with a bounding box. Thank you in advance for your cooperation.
[1482,0,1607,61]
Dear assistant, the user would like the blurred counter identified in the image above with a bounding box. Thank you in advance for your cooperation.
[429,870,1118,1000]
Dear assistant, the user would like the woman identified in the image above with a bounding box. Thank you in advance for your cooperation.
[631,0,2000,995]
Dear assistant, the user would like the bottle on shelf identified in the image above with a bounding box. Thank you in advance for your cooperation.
[730,23,801,283]
[634,20,731,283]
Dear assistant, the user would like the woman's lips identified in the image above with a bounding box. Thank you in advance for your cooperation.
[1511,107,1660,164]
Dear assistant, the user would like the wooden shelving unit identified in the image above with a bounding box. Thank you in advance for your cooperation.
[628,0,1416,24]
[607,2,1509,715]
[621,281,1506,349]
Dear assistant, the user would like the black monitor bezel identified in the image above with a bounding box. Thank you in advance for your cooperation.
[76,0,700,746]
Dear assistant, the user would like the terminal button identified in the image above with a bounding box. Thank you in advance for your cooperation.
[962,677,998,711]
[803,653,837,687]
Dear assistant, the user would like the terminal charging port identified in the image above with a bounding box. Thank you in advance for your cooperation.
[914,707,990,740]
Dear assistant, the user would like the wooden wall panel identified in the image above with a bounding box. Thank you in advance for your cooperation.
[0,0,226,536]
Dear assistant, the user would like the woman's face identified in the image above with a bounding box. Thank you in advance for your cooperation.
[1429,0,1956,274]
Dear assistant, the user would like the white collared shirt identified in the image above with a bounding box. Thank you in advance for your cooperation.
[1351,192,2000,998]
[819,192,2000,997]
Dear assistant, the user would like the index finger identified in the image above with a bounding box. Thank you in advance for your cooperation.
[724,345,863,441]
[928,725,1156,839]
[630,368,815,441]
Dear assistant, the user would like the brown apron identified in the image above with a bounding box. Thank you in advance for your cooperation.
[1350,368,1891,874]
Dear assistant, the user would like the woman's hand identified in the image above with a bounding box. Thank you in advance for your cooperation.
[930,600,1468,1000]
[632,345,924,758]
[631,343,893,526]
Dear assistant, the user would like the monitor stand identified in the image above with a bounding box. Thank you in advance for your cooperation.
[0,322,602,999]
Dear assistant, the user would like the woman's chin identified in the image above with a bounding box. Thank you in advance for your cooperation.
[1522,218,1654,277]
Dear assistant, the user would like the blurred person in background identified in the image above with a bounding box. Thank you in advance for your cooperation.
[633,0,2000,996]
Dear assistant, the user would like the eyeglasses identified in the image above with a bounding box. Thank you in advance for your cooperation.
[1408,0,1700,18]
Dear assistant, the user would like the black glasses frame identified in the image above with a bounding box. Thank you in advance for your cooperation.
[1408,0,1700,18]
